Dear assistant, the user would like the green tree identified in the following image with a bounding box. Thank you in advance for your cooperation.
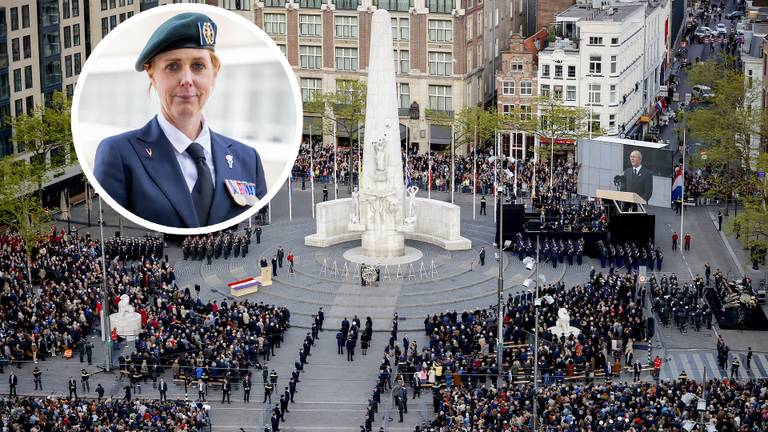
[685,60,768,252]
[520,95,593,191]
[8,91,74,201]
[305,81,367,192]
[0,157,53,289]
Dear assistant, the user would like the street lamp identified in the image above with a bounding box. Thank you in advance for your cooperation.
[488,154,515,382]
[523,241,547,432]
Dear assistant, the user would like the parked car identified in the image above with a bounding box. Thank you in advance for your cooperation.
[695,26,712,38]
[716,23,728,35]
[726,10,744,20]
[692,85,715,102]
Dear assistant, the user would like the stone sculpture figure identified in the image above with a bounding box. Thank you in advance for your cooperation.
[117,294,135,318]
[406,186,419,223]
[350,188,361,224]
[556,308,571,333]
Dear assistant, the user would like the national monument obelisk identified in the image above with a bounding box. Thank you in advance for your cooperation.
[357,9,406,258]
[304,9,471,259]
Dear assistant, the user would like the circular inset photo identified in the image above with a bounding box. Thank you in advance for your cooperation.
[72,3,302,234]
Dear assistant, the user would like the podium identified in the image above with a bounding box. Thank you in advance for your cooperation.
[257,265,273,287]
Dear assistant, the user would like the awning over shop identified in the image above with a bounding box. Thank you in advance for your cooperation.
[430,124,451,145]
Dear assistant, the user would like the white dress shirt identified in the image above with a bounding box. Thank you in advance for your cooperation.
[157,111,216,193]
[633,165,642,175]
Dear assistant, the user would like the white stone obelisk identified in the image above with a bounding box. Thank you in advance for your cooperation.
[359,9,405,258]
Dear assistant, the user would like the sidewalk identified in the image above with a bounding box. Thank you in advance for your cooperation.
[706,206,766,282]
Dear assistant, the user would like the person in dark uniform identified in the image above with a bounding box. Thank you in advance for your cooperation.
[277,246,285,268]
[322,184,329,202]
[80,368,90,392]
[158,377,168,401]
[255,225,262,243]
[221,378,231,404]
[93,12,267,228]
[621,150,653,202]
[33,367,42,390]
[242,374,252,402]
[288,378,296,403]
[264,380,273,404]
[479,247,485,266]
[68,376,78,399]
[206,240,214,265]
[480,195,487,215]
[8,372,17,396]
[272,255,278,277]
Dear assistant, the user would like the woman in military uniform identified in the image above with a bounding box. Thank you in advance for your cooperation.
[94,12,267,229]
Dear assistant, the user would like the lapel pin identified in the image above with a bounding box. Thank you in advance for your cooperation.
[226,154,234,169]
[145,148,153,158]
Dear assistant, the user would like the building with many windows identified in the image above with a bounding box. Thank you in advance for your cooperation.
[0,0,87,196]
[0,0,524,204]
[496,28,546,160]
[536,0,670,144]
[255,0,517,152]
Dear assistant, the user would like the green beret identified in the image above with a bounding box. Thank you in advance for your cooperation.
[134,12,217,72]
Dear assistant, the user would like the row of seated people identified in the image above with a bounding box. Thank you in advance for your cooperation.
[414,378,768,431]
[0,396,210,431]
[410,272,645,395]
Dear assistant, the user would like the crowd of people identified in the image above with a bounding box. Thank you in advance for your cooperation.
[292,141,581,199]
[536,201,607,233]
[1,231,107,366]
[0,396,210,430]
[415,378,768,431]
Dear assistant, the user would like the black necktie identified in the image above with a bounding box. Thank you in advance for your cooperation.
[185,142,213,226]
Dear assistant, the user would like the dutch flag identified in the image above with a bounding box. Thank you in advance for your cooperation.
[671,165,684,202]
[228,277,261,291]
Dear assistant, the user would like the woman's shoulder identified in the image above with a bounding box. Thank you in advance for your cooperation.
[98,120,156,153]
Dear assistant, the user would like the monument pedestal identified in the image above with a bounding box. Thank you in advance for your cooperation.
[110,313,141,336]
[110,294,142,337]
[362,230,404,258]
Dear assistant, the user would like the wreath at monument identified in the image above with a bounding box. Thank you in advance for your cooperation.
[361,265,379,284]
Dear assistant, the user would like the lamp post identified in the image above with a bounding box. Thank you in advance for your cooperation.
[532,236,542,431]
[496,181,504,383]
[98,195,112,372]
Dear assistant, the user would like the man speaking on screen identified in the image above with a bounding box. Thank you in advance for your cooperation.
[622,150,653,202]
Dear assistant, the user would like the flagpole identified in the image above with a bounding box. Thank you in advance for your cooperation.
[680,128,686,254]
[358,126,362,190]
[288,175,293,222]
[405,125,409,189]
[473,124,477,220]
[450,124,455,204]
[494,133,498,223]
[333,122,338,200]
[310,125,315,219]
[428,152,432,199]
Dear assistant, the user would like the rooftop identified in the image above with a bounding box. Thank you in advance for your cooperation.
[557,2,647,22]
